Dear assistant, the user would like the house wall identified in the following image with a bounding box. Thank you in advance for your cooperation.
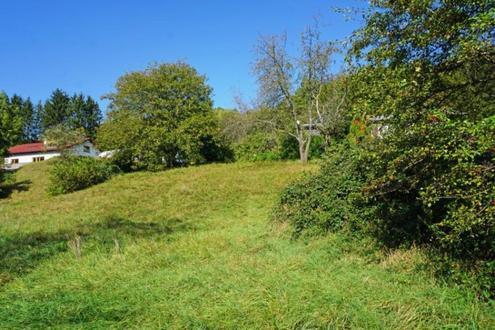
[4,151,61,169]
[3,141,100,169]
[70,141,100,157]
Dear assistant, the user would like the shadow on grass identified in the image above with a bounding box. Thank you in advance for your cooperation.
[0,216,193,287]
[0,179,32,199]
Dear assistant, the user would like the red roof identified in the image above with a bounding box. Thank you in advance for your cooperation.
[8,142,58,155]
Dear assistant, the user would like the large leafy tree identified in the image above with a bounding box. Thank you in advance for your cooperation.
[99,62,230,170]
[349,1,494,267]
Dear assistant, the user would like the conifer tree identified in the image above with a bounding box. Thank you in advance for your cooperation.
[68,94,102,139]
[0,92,22,154]
[42,89,70,131]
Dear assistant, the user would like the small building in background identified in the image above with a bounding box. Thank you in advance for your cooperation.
[3,140,99,170]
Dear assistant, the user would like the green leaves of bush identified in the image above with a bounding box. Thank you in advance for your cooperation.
[273,143,367,236]
[48,156,119,195]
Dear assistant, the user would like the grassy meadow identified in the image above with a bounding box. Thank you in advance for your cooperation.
[0,161,493,328]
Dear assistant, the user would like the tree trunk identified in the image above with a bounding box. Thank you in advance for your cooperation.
[299,140,309,165]
[298,133,312,165]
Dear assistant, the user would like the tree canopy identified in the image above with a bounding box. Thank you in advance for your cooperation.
[98,62,231,170]
[43,90,101,139]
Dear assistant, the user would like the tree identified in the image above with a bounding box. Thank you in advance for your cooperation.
[69,94,102,139]
[0,92,22,154]
[41,89,102,139]
[19,98,37,142]
[42,89,71,131]
[42,124,86,156]
[99,62,229,170]
[30,101,43,141]
[176,113,233,165]
[349,0,494,279]
[9,95,40,142]
[254,23,341,163]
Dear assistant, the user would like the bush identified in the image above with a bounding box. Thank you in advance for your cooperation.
[273,143,368,236]
[175,113,234,165]
[48,156,119,195]
[279,135,326,160]
[233,132,281,161]
[360,114,495,296]
[234,133,326,162]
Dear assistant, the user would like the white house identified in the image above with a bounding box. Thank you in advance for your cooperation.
[3,140,100,170]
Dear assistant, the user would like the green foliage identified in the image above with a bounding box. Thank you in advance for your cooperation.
[278,134,325,160]
[271,0,494,296]
[274,143,367,235]
[0,92,23,155]
[98,62,229,170]
[42,89,102,138]
[48,156,118,195]
[9,95,39,143]
[233,132,282,161]
[175,113,233,165]
[0,166,3,194]
[217,107,325,162]
[345,0,495,295]
[42,89,71,131]
[42,124,87,152]
[347,117,369,146]
[67,94,102,140]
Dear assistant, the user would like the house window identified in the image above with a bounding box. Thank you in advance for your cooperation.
[33,156,45,162]
[11,159,19,164]
[83,146,90,153]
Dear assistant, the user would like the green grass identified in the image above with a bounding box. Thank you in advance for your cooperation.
[0,161,493,329]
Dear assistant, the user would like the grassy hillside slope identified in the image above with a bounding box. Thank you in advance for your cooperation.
[0,162,493,328]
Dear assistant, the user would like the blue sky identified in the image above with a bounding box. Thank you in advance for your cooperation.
[0,0,366,112]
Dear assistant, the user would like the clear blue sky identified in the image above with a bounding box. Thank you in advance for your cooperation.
[0,0,366,112]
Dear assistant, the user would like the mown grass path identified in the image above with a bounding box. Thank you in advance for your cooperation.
[0,162,493,328]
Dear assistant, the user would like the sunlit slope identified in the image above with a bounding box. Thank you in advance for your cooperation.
[0,161,493,329]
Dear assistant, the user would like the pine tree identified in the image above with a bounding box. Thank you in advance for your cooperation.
[27,100,43,142]
[42,89,71,131]
[68,93,86,130]
[7,94,25,144]
[19,98,38,142]
[68,94,102,139]
[81,95,102,139]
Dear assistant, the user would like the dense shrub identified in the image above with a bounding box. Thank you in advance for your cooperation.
[279,135,326,160]
[48,156,118,195]
[234,132,281,161]
[176,113,233,165]
[218,107,327,162]
[360,114,495,296]
[273,143,368,235]
[234,133,326,162]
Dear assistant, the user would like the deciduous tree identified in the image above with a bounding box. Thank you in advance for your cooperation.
[254,23,342,163]
[99,62,230,170]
